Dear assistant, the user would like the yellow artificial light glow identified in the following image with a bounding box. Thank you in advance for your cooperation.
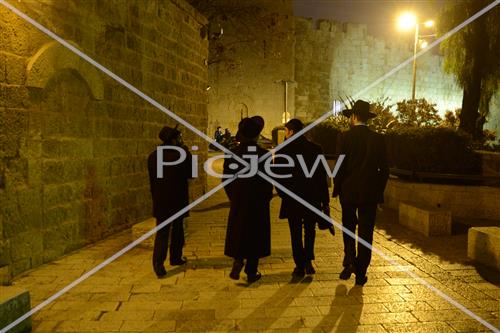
[420,40,428,49]
[424,20,435,28]
[397,12,417,31]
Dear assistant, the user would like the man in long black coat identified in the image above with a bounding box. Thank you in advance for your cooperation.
[333,100,389,286]
[148,126,192,278]
[275,119,332,278]
[223,117,273,283]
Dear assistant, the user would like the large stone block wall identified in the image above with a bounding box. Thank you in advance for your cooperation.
[294,17,464,120]
[204,0,295,137]
[0,0,208,278]
[385,179,500,221]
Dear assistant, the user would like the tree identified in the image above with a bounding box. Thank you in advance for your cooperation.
[438,1,500,139]
[442,109,461,128]
[395,99,442,127]
[368,97,397,133]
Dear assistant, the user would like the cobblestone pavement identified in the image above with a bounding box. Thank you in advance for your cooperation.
[10,168,500,333]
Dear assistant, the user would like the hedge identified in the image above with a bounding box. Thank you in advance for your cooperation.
[306,122,341,156]
[385,127,481,174]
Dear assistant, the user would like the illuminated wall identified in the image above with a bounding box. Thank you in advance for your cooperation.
[295,18,463,120]
[0,0,208,279]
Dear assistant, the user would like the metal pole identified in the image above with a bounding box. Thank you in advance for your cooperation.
[412,23,419,100]
[284,81,289,123]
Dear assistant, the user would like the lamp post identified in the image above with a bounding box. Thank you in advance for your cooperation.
[275,79,296,124]
[397,13,434,100]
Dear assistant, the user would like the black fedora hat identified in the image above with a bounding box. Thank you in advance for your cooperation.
[159,125,180,142]
[342,100,376,119]
[251,115,265,133]
[238,117,261,140]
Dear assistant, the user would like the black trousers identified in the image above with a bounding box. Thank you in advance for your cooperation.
[288,217,316,269]
[341,204,377,278]
[153,218,185,265]
[234,257,259,275]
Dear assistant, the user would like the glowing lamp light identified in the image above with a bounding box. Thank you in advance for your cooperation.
[420,40,429,49]
[398,12,417,31]
[424,20,435,28]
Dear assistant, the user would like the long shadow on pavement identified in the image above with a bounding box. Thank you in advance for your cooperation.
[231,276,313,331]
[312,284,364,333]
[374,207,500,285]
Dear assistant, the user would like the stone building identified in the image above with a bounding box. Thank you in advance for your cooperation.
[294,18,463,120]
[199,1,499,138]
[0,0,209,280]
[1,0,498,281]
[190,0,295,137]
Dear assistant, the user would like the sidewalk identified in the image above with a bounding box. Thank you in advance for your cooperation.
[10,169,500,333]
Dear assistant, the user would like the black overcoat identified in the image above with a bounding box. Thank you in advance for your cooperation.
[333,125,389,205]
[223,142,273,259]
[148,144,192,221]
[275,136,330,220]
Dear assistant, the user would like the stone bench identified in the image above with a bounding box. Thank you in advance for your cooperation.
[398,202,452,236]
[0,286,31,333]
[467,227,500,271]
[131,217,190,249]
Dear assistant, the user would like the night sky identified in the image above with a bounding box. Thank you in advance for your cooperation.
[293,0,443,40]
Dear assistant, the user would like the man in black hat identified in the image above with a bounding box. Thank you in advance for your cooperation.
[333,100,389,286]
[148,125,191,278]
[223,117,273,283]
[275,118,333,278]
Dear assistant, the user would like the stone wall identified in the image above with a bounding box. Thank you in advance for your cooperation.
[0,0,208,279]
[294,17,464,120]
[385,179,500,221]
[203,0,295,138]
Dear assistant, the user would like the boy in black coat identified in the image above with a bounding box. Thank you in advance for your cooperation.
[148,126,192,278]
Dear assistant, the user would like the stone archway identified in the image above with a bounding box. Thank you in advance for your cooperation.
[26,40,107,261]
[26,40,104,100]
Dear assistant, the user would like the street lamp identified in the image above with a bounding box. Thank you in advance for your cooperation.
[275,79,296,124]
[397,12,434,100]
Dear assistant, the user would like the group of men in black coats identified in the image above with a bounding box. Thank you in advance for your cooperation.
[148,99,389,286]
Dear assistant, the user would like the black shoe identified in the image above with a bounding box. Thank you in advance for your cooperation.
[153,263,167,279]
[305,261,316,275]
[339,265,355,280]
[292,267,306,278]
[170,257,187,266]
[355,275,368,286]
[247,272,262,283]
[229,260,244,280]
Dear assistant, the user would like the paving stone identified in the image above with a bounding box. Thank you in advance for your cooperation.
[10,169,500,333]
[358,312,418,325]
[447,319,500,333]
[383,321,455,333]
[120,320,175,332]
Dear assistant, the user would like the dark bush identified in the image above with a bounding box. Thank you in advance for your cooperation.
[306,121,342,156]
[385,127,481,174]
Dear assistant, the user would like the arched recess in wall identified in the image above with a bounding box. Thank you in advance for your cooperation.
[25,40,104,100]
